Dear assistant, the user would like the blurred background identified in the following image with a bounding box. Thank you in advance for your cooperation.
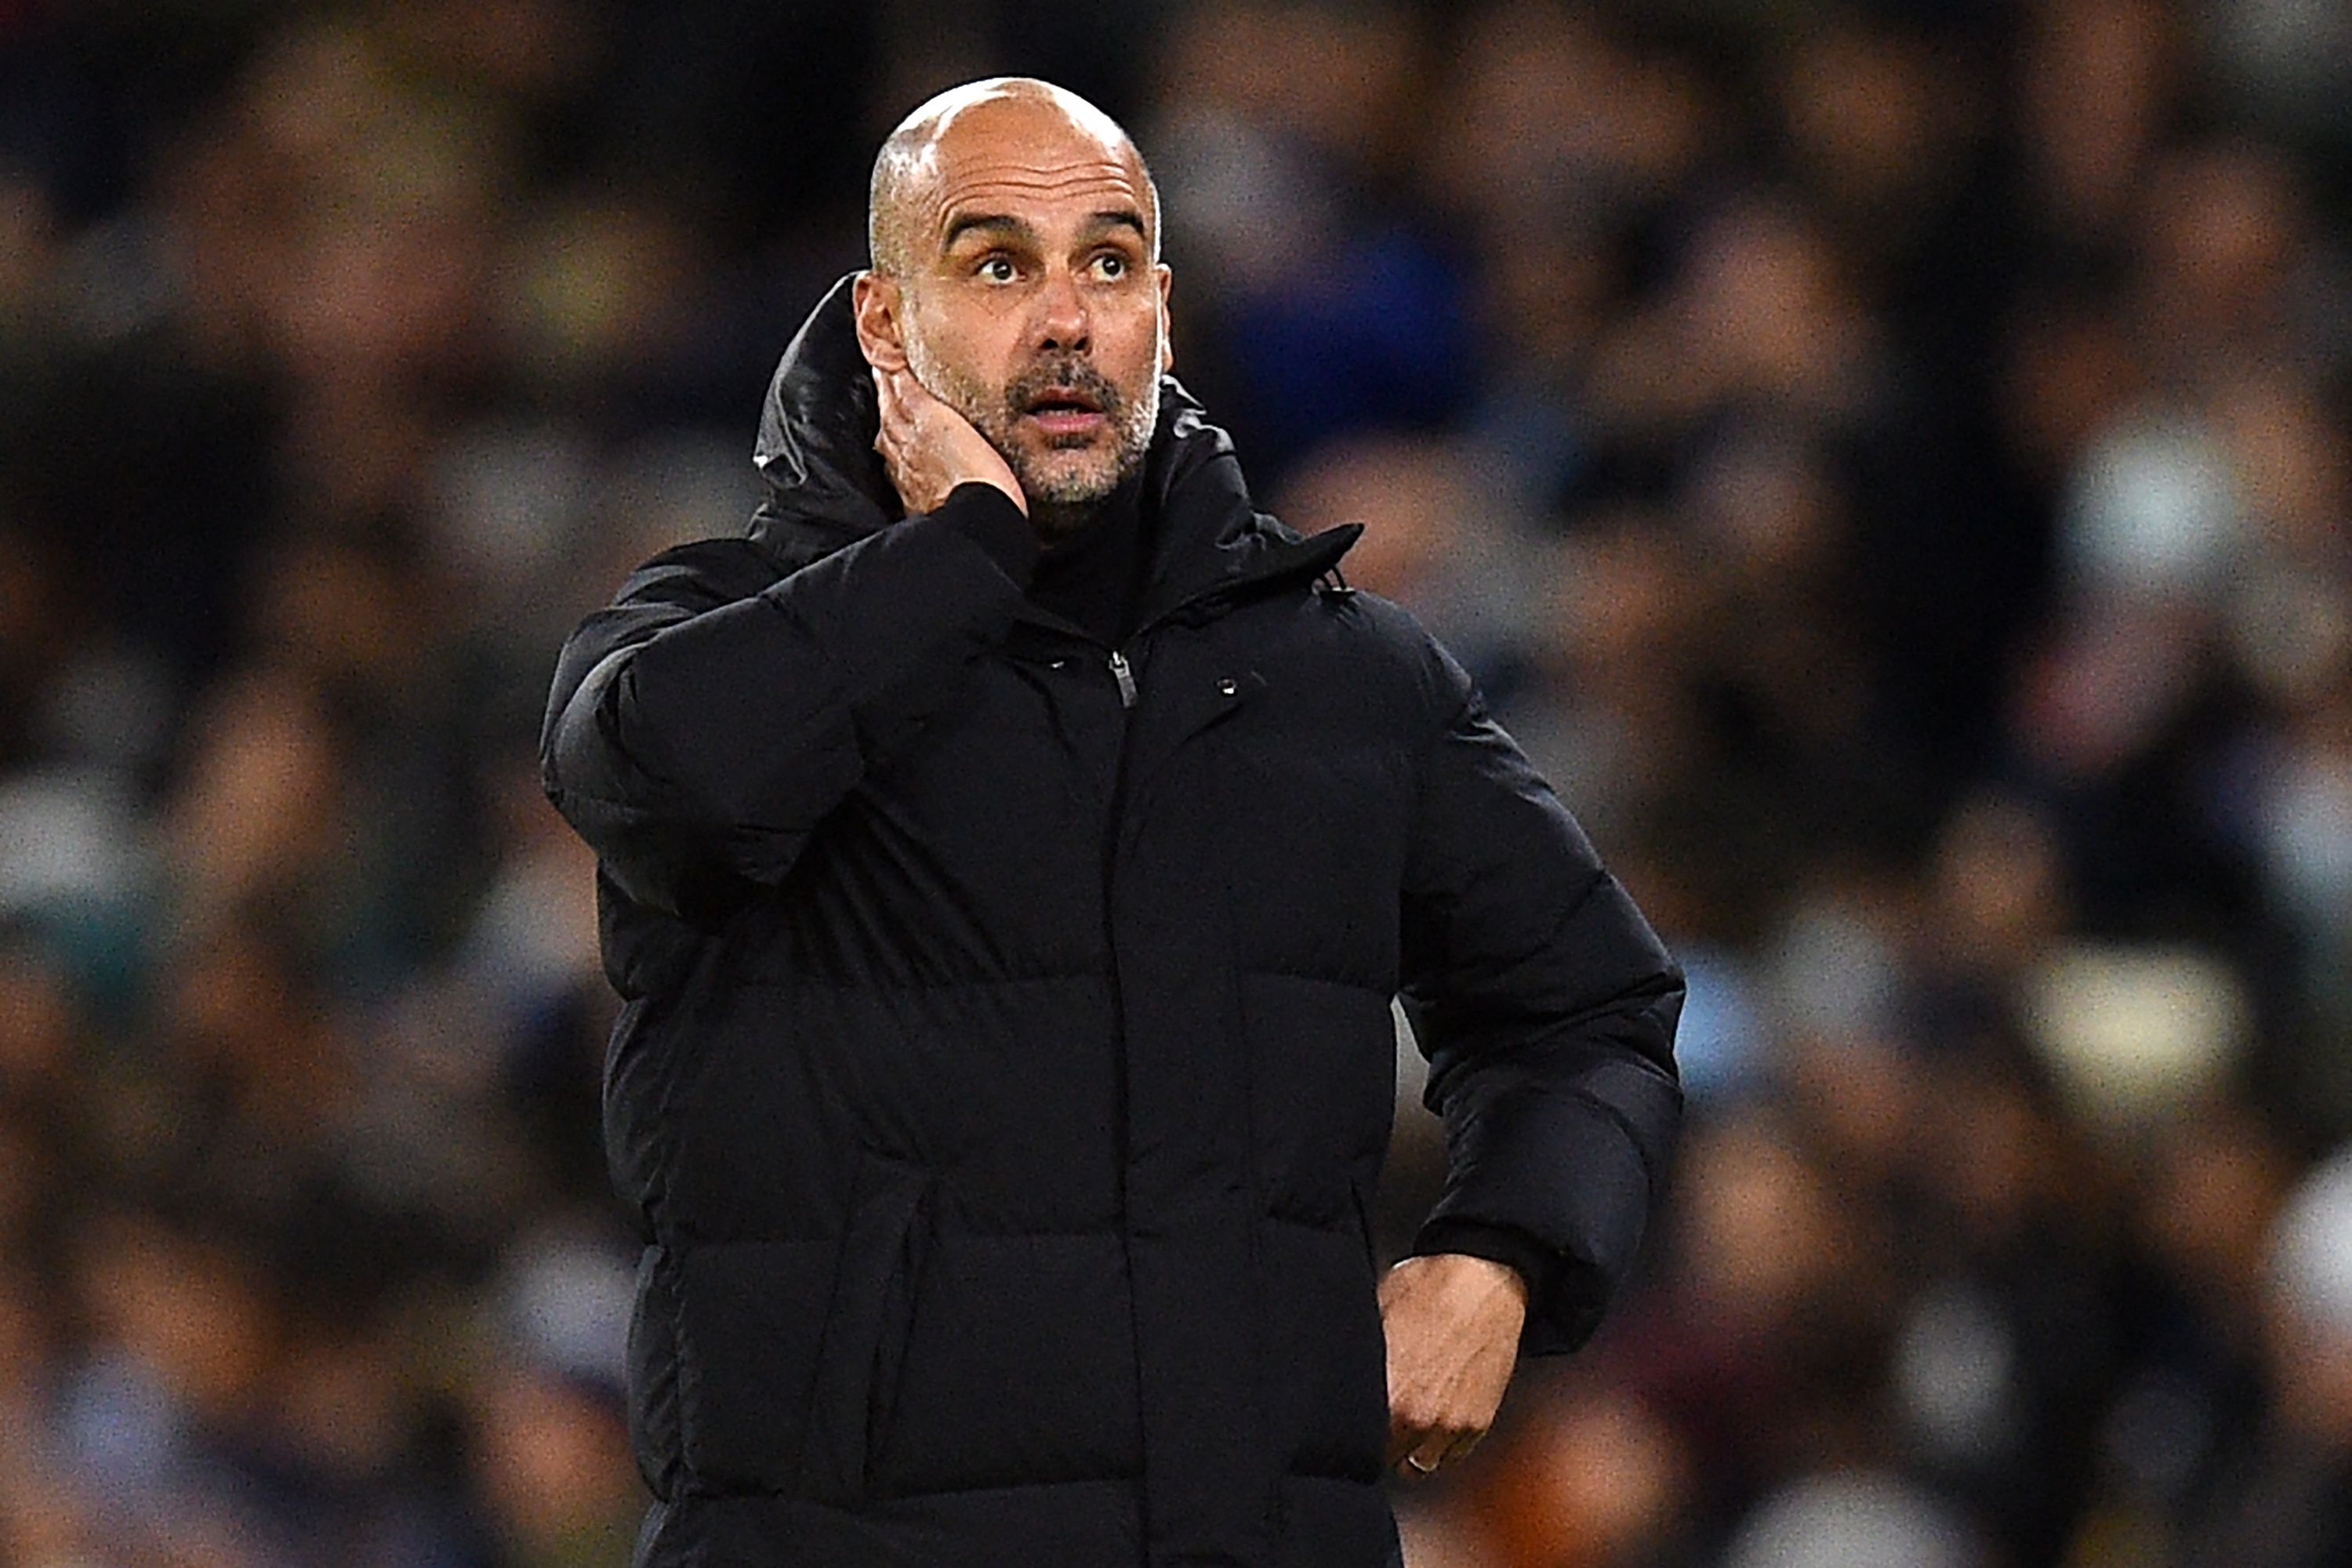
[2,0,2351,1563]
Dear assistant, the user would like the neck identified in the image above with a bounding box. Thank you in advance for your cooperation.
[1024,470,1153,646]
[1030,496,1104,545]
[1031,466,1145,546]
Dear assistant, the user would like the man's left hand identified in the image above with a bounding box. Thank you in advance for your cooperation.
[1380,1252,1527,1479]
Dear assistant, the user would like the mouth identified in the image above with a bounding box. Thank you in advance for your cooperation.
[1022,386,1109,441]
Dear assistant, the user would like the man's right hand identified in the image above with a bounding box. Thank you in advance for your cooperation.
[872,366,1027,517]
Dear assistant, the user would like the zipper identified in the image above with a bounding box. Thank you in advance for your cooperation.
[1099,639,1144,1496]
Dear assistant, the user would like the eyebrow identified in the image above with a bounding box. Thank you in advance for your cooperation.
[1085,209,1149,244]
[941,212,1034,249]
[939,209,1150,251]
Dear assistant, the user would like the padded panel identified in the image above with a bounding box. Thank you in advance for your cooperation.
[1240,971,1397,1222]
[1259,1218,1390,1482]
[1278,1475,1403,1567]
[637,1479,1144,1567]
[629,1245,682,1500]
[1206,721,1410,989]
[668,977,1125,1239]
[673,1153,932,1501]
[874,1229,1144,1497]
[673,1236,835,1494]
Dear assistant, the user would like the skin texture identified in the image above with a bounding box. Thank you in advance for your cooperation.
[854,78,1170,540]
[867,365,1024,519]
[853,78,1532,1476]
[1381,1252,1530,1476]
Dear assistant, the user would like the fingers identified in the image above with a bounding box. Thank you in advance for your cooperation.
[1386,1370,1494,1476]
[880,362,946,416]
[1388,1410,1490,1479]
[1390,1428,1480,1478]
[868,365,1027,519]
[871,365,895,451]
[871,365,908,449]
[873,364,947,444]
[870,367,935,514]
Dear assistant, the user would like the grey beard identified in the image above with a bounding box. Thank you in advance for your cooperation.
[1027,397,1156,542]
[916,351,1159,540]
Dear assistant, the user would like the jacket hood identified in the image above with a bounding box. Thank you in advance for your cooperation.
[748,275,1357,611]
[750,275,898,547]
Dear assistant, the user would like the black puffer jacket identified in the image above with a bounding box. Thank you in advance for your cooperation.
[543,279,1684,1567]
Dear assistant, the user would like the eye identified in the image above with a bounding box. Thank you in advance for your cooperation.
[1094,252,1127,279]
[978,255,1016,283]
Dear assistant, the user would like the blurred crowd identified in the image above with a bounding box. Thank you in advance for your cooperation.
[2,0,2350,1564]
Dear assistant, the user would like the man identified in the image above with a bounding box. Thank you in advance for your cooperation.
[543,78,1682,1567]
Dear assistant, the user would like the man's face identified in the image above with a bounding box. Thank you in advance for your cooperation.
[890,101,1171,510]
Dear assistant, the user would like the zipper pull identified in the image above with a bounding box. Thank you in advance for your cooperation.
[1108,649,1137,709]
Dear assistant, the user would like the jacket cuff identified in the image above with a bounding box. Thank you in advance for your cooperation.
[1413,1216,1608,1356]
[935,482,1038,586]
[1410,1218,1558,1301]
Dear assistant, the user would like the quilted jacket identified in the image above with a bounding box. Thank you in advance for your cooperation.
[542,278,1684,1566]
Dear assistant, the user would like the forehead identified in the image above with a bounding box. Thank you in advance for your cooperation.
[917,100,1151,241]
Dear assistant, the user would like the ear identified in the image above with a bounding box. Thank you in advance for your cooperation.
[853,271,909,372]
[1156,263,1175,372]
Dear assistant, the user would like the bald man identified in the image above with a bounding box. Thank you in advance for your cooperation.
[543,79,1683,1567]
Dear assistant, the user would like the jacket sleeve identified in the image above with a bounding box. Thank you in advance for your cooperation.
[541,485,1039,920]
[1398,641,1684,1355]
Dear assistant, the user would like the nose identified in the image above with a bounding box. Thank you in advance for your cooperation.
[1034,267,1091,354]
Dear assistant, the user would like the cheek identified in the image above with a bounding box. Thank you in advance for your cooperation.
[912,342,1003,421]
[908,299,1011,388]
[1102,311,1165,394]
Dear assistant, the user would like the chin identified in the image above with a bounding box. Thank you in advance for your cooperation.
[1029,481,1120,510]
[1021,458,1121,506]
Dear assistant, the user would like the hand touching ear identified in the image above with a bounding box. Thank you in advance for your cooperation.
[870,366,1027,519]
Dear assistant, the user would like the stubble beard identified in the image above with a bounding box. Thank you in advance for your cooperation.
[916,349,1160,541]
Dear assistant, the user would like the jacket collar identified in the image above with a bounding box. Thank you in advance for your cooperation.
[747,274,1359,625]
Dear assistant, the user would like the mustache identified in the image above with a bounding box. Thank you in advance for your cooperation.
[1004,357,1125,419]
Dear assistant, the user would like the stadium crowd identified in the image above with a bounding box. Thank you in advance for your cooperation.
[2,0,2350,1563]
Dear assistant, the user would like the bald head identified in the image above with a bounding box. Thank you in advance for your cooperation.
[867,77,1160,278]
[851,77,1173,537]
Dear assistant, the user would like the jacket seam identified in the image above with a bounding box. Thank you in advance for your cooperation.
[733,969,1109,992]
[1237,964,1390,995]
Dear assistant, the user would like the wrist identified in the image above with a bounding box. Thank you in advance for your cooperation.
[1409,1219,1552,1304]
[936,482,1040,584]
